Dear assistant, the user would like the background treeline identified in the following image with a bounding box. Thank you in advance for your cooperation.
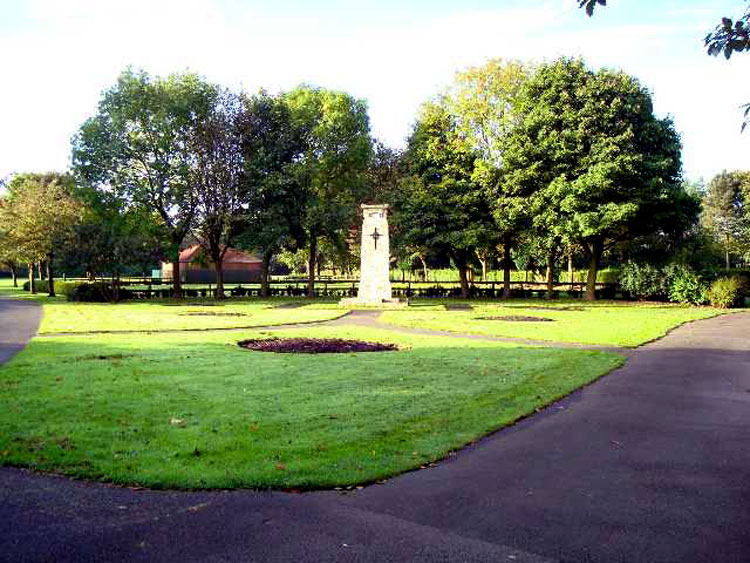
[1,59,749,304]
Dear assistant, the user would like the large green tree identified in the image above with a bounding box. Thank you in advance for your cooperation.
[283,86,372,297]
[236,91,307,297]
[394,101,493,298]
[702,170,750,269]
[189,88,246,299]
[502,58,686,300]
[1,173,81,297]
[72,68,218,297]
[445,59,530,296]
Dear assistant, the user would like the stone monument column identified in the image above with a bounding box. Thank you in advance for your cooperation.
[340,204,406,307]
[357,204,392,302]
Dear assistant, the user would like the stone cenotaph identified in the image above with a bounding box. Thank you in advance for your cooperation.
[340,204,406,307]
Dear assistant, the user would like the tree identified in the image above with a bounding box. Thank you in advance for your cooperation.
[60,186,166,301]
[502,58,685,300]
[236,91,307,297]
[444,59,530,297]
[72,68,218,298]
[189,88,245,299]
[394,101,493,298]
[1,173,81,297]
[0,196,21,287]
[702,170,750,269]
[283,86,372,297]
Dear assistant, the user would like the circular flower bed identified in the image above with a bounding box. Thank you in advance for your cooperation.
[238,337,398,354]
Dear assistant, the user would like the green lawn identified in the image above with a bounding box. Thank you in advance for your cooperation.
[0,325,622,489]
[36,300,345,333]
[379,300,726,347]
[0,278,345,333]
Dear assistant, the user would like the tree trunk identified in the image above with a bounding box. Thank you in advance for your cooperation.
[568,250,574,291]
[47,254,55,298]
[419,255,428,281]
[453,252,470,299]
[28,263,36,294]
[476,249,488,281]
[171,258,183,298]
[725,237,731,272]
[585,240,603,301]
[260,250,272,298]
[502,238,512,298]
[38,261,44,280]
[307,234,317,298]
[213,256,225,299]
[10,264,17,287]
[546,252,555,296]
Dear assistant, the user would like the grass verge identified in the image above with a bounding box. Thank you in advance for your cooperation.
[379,300,726,347]
[0,325,622,489]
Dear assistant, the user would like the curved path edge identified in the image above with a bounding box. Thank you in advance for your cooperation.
[1,303,749,562]
[0,297,42,365]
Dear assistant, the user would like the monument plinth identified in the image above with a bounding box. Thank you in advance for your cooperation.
[340,204,407,308]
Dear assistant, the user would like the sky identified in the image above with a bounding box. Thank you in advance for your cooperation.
[0,0,748,183]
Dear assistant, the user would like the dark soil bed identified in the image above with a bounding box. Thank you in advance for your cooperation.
[476,315,555,322]
[238,337,398,354]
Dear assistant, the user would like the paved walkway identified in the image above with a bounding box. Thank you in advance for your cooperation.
[1,299,749,562]
[0,297,41,364]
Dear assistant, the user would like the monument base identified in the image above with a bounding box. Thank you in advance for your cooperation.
[339,297,410,309]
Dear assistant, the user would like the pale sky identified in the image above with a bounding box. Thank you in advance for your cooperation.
[1,0,748,183]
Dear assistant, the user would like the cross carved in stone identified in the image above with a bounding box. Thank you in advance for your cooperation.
[370,228,381,250]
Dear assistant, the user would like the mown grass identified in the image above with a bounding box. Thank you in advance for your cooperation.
[379,300,726,347]
[0,325,622,489]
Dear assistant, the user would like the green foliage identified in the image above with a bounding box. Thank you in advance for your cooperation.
[22,279,49,293]
[72,68,219,285]
[2,173,82,267]
[707,276,744,308]
[393,101,494,295]
[282,85,372,292]
[666,265,709,305]
[501,57,690,298]
[701,170,750,267]
[619,262,668,300]
[66,283,133,303]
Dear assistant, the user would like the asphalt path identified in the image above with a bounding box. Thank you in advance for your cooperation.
[1,299,748,562]
[0,296,41,365]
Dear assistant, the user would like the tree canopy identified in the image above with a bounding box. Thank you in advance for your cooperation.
[702,170,750,269]
[393,101,493,297]
[72,68,219,297]
[283,85,373,296]
[501,58,689,299]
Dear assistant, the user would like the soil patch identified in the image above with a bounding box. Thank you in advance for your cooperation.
[181,312,248,317]
[238,337,398,354]
[476,315,555,322]
[444,304,474,311]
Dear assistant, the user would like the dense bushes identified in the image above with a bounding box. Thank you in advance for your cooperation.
[66,283,133,302]
[620,262,710,305]
[707,277,744,308]
[666,265,709,305]
[619,263,667,300]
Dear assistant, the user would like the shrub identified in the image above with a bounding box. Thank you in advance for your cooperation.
[22,279,49,293]
[67,283,132,302]
[708,277,743,308]
[666,265,708,305]
[619,262,667,300]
